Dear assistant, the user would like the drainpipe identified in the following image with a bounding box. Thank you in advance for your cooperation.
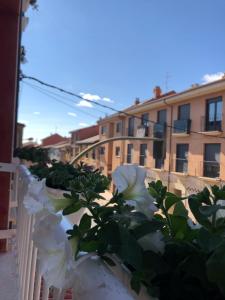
[164,99,173,191]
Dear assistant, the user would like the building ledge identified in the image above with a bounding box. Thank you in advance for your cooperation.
[198,131,222,136]
[151,168,166,172]
[170,171,188,177]
[198,176,221,183]
[172,133,190,137]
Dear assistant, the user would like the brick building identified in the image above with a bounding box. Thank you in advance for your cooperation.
[97,78,225,196]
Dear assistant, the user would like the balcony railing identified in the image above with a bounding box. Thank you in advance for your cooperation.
[175,158,188,173]
[153,122,166,139]
[201,116,222,132]
[136,125,149,137]
[173,119,191,134]
[203,161,220,178]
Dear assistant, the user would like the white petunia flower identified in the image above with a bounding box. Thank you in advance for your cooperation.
[23,179,54,215]
[33,213,78,289]
[112,165,157,219]
[138,231,165,254]
[23,178,75,216]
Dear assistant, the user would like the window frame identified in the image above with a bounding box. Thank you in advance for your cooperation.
[127,144,133,163]
[175,144,189,173]
[139,144,147,166]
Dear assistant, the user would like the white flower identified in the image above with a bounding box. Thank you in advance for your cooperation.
[23,178,75,216]
[138,231,165,254]
[23,179,54,215]
[112,165,157,219]
[33,214,78,289]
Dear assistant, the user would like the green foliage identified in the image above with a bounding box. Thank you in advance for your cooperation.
[14,147,49,163]
[65,175,225,299]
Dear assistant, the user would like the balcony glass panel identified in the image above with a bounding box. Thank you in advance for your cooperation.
[173,119,191,134]
[153,123,166,138]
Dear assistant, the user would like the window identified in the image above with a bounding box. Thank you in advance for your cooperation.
[128,117,135,136]
[153,141,165,169]
[92,149,96,159]
[141,113,149,136]
[99,146,105,155]
[127,144,133,163]
[176,144,189,173]
[205,97,222,131]
[139,144,147,166]
[101,126,107,135]
[116,122,122,133]
[157,109,167,124]
[178,104,190,120]
[85,152,89,158]
[204,144,220,178]
[173,104,191,134]
[115,146,120,156]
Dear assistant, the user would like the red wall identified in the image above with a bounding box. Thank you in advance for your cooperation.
[41,134,68,147]
[71,125,99,142]
[0,0,21,251]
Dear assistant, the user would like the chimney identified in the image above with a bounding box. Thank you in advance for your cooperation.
[153,86,162,99]
[134,97,140,105]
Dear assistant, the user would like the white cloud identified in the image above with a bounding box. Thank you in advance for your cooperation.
[202,72,224,84]
[80,93,101,101]
[80,92,114,103]
[79,122,89,127]
[19,119,29,125]
[102,97,114,103]
[67,112,77,117]
[76,100,93,108]
[33,111,40,115]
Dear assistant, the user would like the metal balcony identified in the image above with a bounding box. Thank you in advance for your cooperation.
[203,161,220,178]
[173,119,191,135]
[153,122,166,139]
[201,116,222,133]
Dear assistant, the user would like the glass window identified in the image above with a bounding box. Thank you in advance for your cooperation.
[178,104,190,120]
[139,144,147,166]
[157,109,167,124]
[153,141,165,169]
[116,122,122,133]
[205,97,222,131]
[176,144,189,173]
[99,147,105,155]
[204,144,220,178]
[127,144,133,163]
[85,152,89,158]
[128,117,135,136]
[101,126,107,135]
[115,146,120,156]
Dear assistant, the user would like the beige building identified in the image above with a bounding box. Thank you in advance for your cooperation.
[96,78,225,196]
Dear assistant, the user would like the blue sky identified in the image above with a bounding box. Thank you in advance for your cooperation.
[19,0,225,142]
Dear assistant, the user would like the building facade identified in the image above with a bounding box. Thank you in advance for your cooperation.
[97,79,225,196]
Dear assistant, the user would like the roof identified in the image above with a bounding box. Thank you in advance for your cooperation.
[76,135,99,145]
[98,77,225,123]
[69,124,98,134]
[41,134,68,147]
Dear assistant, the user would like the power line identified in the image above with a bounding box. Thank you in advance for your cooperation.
[21,74,225,140]
[22,81,100,119]
[23,80,109,116]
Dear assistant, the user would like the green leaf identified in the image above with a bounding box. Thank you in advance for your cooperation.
[207,242,225,296]
[165,193,182,211]
[80,240,99,252]
[188,195,211,228]
[199,205,221,217]
[62,201,82,215]
[79,213,92,233]
[132,219,163,240]
[148,187,159,199]
[118,226,143,270]
[197,228,222,252]
[172,201,188,218]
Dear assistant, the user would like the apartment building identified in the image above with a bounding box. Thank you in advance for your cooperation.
[97,78,225,196]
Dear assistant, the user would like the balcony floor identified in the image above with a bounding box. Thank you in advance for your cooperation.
[0,249,18,300]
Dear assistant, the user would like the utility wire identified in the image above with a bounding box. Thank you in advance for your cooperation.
[21,74,225,140]
[23,80,109,116]
[23,81,100,119]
